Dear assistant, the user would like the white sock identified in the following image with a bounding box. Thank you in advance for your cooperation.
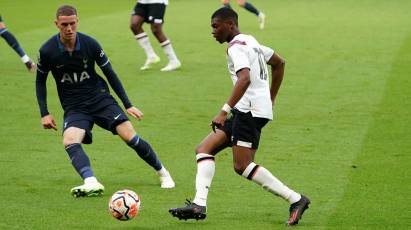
[84,176,98,184]
[156,165,169,177]
[242,162,301,204]
[160,40,179,63]
[135,32,157,59]
[193,153,215,207]
[21,54,30,63]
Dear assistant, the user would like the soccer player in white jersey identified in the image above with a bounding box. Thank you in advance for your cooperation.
[130,0,181,71]
[169,7,310,226]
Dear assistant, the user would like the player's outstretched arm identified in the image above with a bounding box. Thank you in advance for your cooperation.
[126,106,144,121]
[267,53,285,105]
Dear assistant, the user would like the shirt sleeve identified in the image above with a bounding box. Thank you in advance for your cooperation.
[227,43,250,73]
[35,49,50,117]
[36,48,51,74]
[90,38,110,68]
[259,45,275,63]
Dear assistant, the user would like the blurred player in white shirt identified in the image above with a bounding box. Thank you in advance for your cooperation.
[130,0,181,71]
[169,7,310,226]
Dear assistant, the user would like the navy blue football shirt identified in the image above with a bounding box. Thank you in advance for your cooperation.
[36,32,132,117]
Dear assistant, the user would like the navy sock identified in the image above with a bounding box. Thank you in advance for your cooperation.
[223,3,231,8]
[0,29,26,57]
[65,143,94,179]
[243,2,260,16]
[127,135,162,171]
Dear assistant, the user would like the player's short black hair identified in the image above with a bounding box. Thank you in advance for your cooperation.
[211,7,238,26]
[56,5,77,18]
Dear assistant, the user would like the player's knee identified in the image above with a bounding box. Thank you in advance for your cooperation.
[63,137,79,147]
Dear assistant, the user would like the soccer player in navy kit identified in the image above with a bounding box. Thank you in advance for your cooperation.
[0,15,36,72]
[221,0,266,30]
[36,5,175,197]
[169,8,309,226]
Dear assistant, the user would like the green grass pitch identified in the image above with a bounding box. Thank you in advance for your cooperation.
[0,0,410,229]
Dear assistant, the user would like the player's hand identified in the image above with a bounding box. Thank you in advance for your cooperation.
[210,111,228,133]
[127,107,144,121]
[41,114,57,131]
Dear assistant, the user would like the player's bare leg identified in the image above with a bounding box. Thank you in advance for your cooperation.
[130,15,160,70]
[151,23,181,71]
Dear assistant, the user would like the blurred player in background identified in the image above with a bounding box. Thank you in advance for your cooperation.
[35,5,175,197]
[0,15,36,72]
[130,0,181,71]
[169,7,310,226]
[221,0,266,29]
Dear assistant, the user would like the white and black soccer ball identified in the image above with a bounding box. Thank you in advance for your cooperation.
[109,189,141,221]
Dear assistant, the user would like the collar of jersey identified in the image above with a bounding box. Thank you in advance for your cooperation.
[55,33,81,52]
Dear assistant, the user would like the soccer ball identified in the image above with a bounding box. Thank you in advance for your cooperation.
[109,189,141,221]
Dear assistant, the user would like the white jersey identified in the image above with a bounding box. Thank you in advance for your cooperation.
[138,0,168,5]
[226,34,275,120]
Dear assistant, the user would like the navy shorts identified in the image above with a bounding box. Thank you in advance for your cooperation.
[132,3,166,24]
[63,103,129,144]
[219,109,269,149]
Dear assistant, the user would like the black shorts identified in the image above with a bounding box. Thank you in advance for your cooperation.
[63,103,129,144]
[219,109,269,150]
[132,3,166,24]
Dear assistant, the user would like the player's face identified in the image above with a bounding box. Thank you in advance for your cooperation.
[211,18,231,44]
[55,15,78,42]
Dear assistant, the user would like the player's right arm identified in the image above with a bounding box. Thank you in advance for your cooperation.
[36,49,57,130]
